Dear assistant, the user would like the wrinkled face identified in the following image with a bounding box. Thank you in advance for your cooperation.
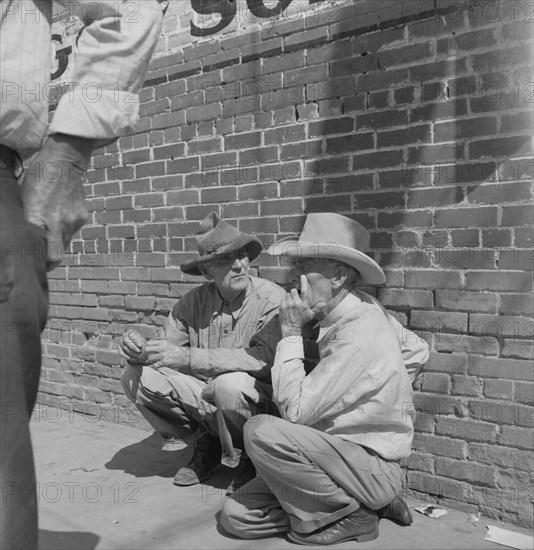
[202,248,250,301]
[289,257,338,312]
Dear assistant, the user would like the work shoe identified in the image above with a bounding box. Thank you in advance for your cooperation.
[225,454,256,496]
[377,495,413,526]
[288,505,379,545]
[173,434,221,486]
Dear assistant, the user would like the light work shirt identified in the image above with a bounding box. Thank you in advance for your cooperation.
[164,276,286,382]
[0,0,162,159]
[272,290,423,461]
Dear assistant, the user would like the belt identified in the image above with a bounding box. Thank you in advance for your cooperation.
[0,144,23,178]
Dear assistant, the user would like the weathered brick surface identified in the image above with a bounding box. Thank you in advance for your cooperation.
[44,0,534,528]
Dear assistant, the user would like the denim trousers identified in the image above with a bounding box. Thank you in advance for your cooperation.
[0,162,49,549]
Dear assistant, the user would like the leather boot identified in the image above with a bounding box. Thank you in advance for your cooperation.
[225,454,256,496]
[288,505,379,545]
[173,434,221,486]
[377,495,413,526]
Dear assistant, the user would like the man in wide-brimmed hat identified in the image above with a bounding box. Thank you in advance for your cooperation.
[120,212,285,495]
[221,212,429,545]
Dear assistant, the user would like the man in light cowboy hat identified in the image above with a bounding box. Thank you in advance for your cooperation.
[120,212,285,494]
[220,212,428,545]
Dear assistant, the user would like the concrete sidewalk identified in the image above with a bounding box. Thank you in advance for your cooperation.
[31,406,531,550]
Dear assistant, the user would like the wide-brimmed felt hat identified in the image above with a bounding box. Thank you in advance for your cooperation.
[180,212,263,276]
[267,213,385,285]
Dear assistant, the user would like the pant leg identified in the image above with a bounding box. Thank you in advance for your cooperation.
[121,364,218,448]
[201,372,278,467]
[1,164,49,550]
[226,415,402,536]
[220,475,290,539]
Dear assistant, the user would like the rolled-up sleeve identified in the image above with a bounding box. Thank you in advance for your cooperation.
[49,0,163,139]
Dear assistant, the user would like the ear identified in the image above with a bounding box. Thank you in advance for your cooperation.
[332,264,349,290]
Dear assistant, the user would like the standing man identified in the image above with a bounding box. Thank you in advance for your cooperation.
[221,213,427,545]
[120,212,286,495]
[0,2,163,548]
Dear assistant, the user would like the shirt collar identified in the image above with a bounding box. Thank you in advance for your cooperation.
[317,290,362,342]
[212,277,252,320]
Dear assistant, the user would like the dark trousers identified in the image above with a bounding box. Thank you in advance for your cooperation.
[0,162,48,549]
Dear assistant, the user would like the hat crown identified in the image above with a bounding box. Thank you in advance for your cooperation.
[195,212,242,255]
[299,213,370,252]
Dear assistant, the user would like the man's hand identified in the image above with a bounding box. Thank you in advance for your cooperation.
[144,340,191,371]
[22,133,96,271]
[280,275,316,338]
[118,329,148,364]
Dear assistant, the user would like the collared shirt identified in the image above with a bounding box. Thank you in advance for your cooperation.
[164,276,286,382]
[0,0,162,159]
[272,290,418,461]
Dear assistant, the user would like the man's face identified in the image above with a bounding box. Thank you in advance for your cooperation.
[203,248,250,300]
[289,257,337,312]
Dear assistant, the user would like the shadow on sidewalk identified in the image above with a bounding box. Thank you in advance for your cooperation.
[39,529,99,550]
[104,431,189,478]
[104,431,236,491]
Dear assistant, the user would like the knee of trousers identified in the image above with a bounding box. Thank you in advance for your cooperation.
[244,414,284,458]
[206,372,252,410]
[220,498,256,539]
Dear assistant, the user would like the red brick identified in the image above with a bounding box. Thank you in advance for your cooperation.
[435,458,497,485]
[378,289,433,308]
[470,314,533,338]
[434,117,497,142]
[414,433,467,459]
[468,356,533,382]
[411,310,468,333]
[472,44,533,73]
[380,42,433,68]
[501,205,534,227]
[498,426,534,450]
[421,372,451,394]
[435,333,499,356]
[452,375,482,397]
[469,136,532,160]
[357,68,409,92]
[264,125,305,145]
[500,293,534,316]
[260,199,303,217]
[378,125,431,148]
[309,117,354,137]
[357,109,407,129]
[407,186,463,208]
[426,354,469,379]
[284,26,328,51]
[466,271,532,292]
[353,150,403,170]
[498,250,534,271]
[411,99,468,123]
[330,53,379,77]
[305,195,352,214]
[436,290,498,313]
[435,207,498,228]
[484,379,514,400]
[501,338,534,359]
[469,443,532,472]
[436,417,497,443]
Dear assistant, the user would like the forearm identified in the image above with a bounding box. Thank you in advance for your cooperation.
[50,0,163,140]
[190,347,272,381]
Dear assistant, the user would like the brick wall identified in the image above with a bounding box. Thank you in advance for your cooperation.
[42,0,533,527]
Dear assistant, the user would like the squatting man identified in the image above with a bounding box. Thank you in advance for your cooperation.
[119,212,285,495]
[220,212,429,545]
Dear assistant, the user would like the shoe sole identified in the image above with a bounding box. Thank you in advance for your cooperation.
[287,527,379,545]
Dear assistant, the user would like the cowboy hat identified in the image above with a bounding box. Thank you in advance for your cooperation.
[180,212,263,276]
[267,213,385,285]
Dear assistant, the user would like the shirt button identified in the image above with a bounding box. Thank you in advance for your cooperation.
[224,329,228,334]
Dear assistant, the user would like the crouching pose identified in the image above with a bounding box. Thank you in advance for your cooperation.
[221,213,428,544]
[120,212,285,494]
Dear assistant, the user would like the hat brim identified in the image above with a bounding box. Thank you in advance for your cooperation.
[267,240,386,285]
[180,235,263,276]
